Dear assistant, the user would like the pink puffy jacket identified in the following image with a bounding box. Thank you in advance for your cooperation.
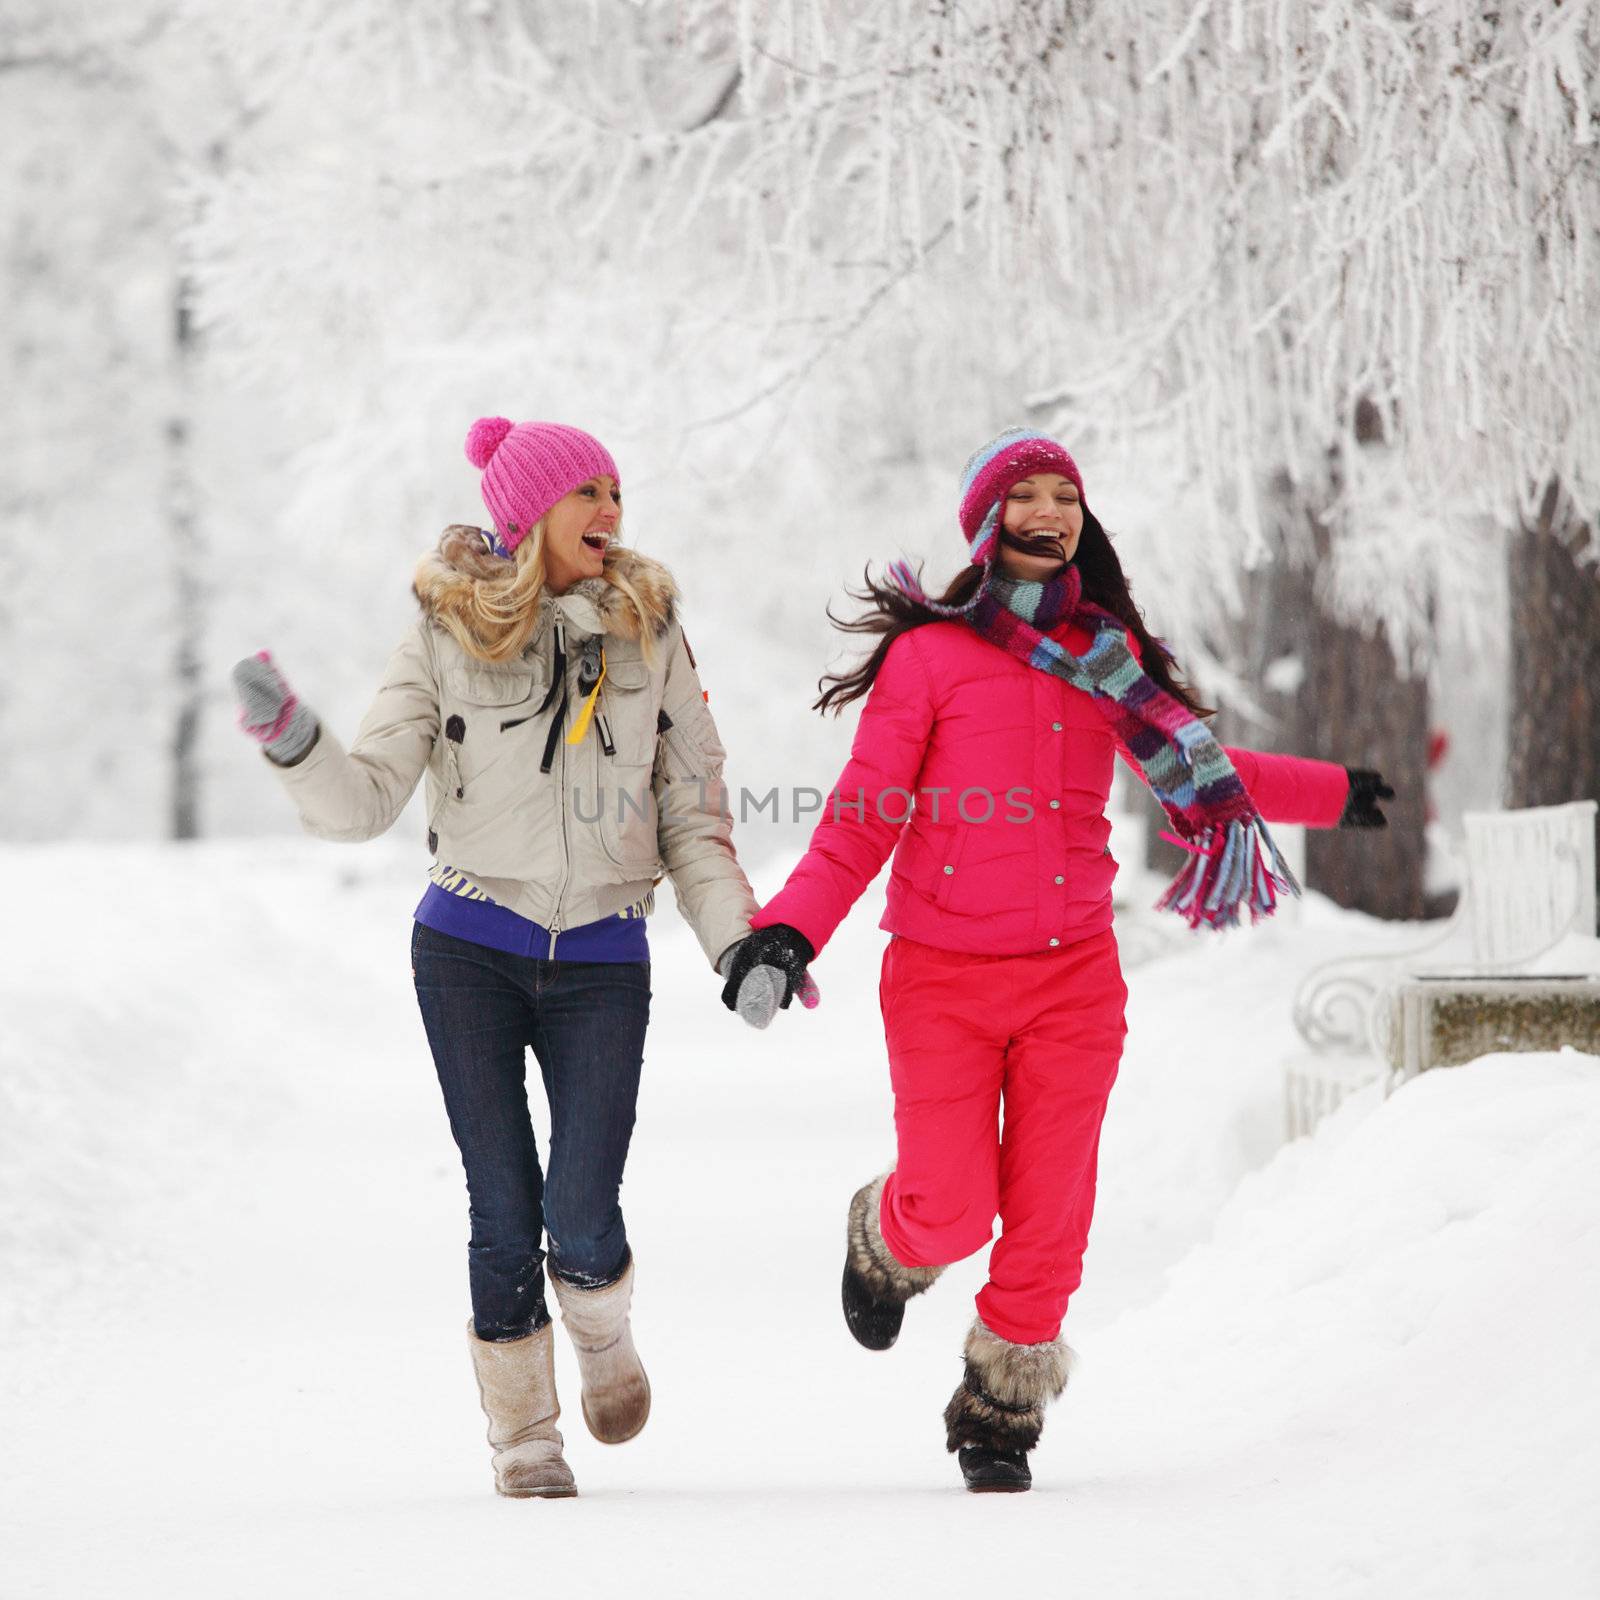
[753,618,1350,959]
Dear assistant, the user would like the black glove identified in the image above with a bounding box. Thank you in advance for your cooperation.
[719,923,815,1014]
[1340,767,1395,829]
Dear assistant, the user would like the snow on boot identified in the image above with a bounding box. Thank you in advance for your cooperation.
[466,1319,577,1499]
[843,1172,946,1351]
[942,1317,1073,1494]
[551,1255,651,1445]
[957,1445,1033,1494]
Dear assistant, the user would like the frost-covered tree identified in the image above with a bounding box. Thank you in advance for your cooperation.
[20,0,1595,876]
[1,5,188,839]
[509,0,1597,915]
[660,2,1597,540]
[1508,490,1600,912]
[187,0,1598,655]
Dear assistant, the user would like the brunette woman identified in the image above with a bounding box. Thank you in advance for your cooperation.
[719,428,1392,1493]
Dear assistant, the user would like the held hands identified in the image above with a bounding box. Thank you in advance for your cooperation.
[718,923,820,1030]
[1340,767,1395,829]
[232,650,319,766]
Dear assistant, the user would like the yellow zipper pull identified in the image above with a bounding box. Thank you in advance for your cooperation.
[566,647,607,746]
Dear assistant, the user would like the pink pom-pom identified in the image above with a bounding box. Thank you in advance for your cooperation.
[465,416,513,469]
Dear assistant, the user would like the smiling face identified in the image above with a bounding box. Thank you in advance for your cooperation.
[542,475,621,593]
[997,472,1084,580]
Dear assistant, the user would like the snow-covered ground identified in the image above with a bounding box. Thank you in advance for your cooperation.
[4,841,1598,1599]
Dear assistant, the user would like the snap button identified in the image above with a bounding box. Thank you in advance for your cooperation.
[1049,938,1060,947]
[1051,721,1062,731]
[1054,875,1064,885]
[1049,799,1060,810]
[943,864,954,875]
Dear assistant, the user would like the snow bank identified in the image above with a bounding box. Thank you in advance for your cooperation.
[4,843,1597,1599]
[1066,1050,1600,1596]
[0,838,419,1335]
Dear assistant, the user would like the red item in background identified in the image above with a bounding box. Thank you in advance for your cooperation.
[1426,728,1451,823]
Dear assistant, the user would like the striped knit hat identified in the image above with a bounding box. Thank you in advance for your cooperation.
[888,427,1087,616]
[958,427,1086,564]
[464,416,619,552]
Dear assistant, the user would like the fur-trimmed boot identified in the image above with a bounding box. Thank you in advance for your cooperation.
[842,1172,946,1351]
[943,1317,1073,1493]
[550,1255,651,1445]
[466,1319,578,1499]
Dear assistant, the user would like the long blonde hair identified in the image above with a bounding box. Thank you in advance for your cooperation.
[415,521,662,666]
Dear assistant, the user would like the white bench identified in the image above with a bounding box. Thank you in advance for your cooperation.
[1285,800,1599,1137]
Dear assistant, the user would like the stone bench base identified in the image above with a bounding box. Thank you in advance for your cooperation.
[1391,976,1600,1077]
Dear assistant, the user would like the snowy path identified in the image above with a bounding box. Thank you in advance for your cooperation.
[4,841,1598,1599]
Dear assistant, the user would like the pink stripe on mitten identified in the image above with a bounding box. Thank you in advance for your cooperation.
[245,693,301,745]
[797,973,821,1009]
[236,649,299,743]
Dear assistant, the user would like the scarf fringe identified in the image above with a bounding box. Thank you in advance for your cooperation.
[886,556,991,617]
[1155,817,1302,931]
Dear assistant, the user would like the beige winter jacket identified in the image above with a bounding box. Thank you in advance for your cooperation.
[266,548,757,969]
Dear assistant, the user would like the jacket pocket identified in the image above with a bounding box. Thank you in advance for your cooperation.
[440,661,542,789]
[442,661,542,710]
[898,818,970,910]
[598,654,654,763]
[931,820,973,910]
[585,735,660,871]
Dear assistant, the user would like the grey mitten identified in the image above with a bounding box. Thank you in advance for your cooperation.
[232,650,319,766]
[717,926,823,1031]
[718,958,787,1031]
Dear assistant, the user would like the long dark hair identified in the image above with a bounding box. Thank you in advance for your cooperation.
[814,508,1213,718]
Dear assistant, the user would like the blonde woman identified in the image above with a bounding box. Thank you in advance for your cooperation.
[233,417,764,1498]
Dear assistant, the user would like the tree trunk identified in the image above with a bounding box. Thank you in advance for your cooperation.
[1506,485,1600,927]
[169,278,202,841]
[1297,594,1430,921]
[1195,499,1432,920]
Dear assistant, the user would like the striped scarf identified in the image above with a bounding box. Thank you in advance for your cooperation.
[975,570,1300,930]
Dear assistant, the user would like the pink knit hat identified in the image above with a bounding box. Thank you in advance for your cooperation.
[464,417,620,552]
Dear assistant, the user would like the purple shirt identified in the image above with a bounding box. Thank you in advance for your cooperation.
[414,882,648,963]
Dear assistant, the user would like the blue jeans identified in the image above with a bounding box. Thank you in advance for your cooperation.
[410,922,651,1342]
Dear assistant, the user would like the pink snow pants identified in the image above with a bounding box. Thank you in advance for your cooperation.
[877,930,1129,1346]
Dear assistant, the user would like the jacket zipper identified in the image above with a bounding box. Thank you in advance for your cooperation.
[429,729,464,838]
[547,624,572,958]
[549,755,567,961]
[668,728,704,781]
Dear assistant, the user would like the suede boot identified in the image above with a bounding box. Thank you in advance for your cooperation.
[943,1317,1074,1494]
[466,1319,577,1498]
[551,1255,651,1444]
[842,1172,946,1350]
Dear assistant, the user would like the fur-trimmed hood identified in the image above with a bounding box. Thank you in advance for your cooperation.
[413,529,678,644]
